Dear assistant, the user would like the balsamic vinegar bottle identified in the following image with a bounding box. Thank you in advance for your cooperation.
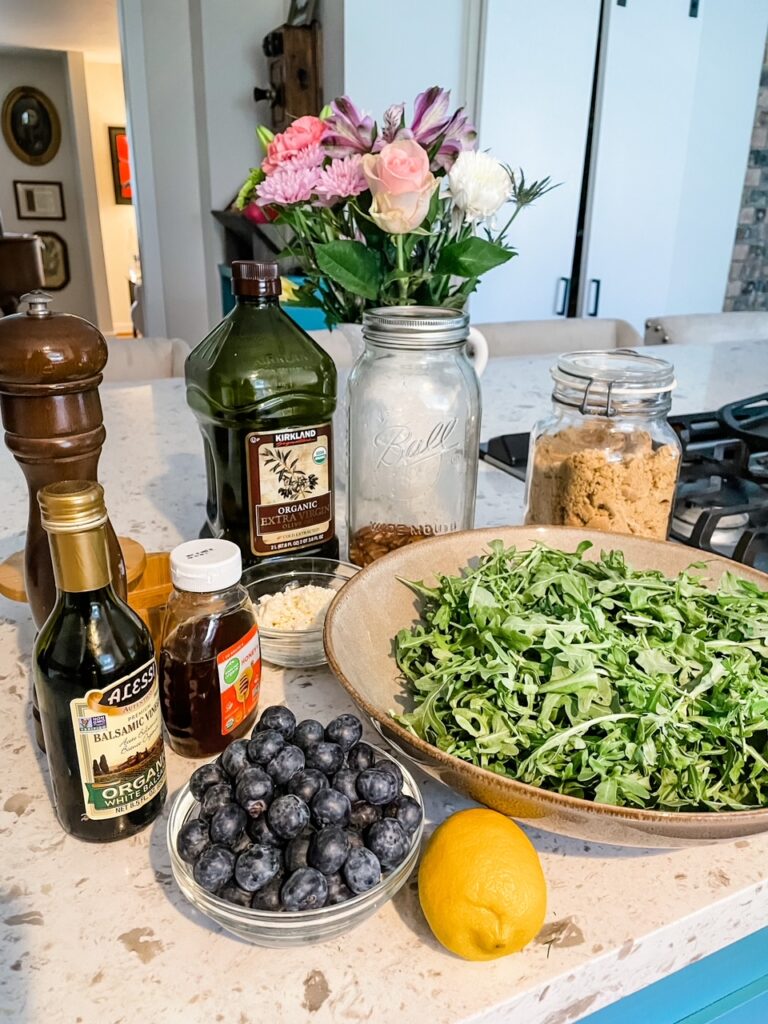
[34,481,167,842]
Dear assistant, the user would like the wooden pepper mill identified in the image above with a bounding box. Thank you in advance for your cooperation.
[0,291,126,750]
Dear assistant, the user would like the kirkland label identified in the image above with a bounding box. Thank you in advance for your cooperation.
[69,658,166,820]
[246,423,335,556]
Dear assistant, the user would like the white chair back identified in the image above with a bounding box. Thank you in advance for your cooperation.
[475,318,642,358]
[644,311,768,346]
[102,337,191,382]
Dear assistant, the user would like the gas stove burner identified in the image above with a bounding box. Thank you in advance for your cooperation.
[671,504,750,556]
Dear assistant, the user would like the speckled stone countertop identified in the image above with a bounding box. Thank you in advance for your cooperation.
[3,342,768,1024]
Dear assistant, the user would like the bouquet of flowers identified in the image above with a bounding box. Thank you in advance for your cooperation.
[236,87,552,326]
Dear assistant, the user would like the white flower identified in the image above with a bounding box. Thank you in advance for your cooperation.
[448,150,512,223]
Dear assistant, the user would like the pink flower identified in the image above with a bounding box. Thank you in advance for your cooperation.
[362,140,437,234]
[263,116,326,174]
[242,201,277,224]
[314,155,367,204]
[284,143,325,171]
[362,140,431,196]
[322,96,375,156]
[256,164,321,206]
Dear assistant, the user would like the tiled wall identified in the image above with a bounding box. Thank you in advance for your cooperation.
[726,37,768,311]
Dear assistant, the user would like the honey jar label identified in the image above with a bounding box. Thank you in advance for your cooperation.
[245,423,335,556]
[69,658,166,820]
[217,624,261,736]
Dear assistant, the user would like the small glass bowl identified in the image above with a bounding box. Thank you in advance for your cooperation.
[167,744,424,946]
[242,557,359,668]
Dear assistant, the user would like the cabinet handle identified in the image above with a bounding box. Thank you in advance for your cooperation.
[689,0,699,16]
[554,277,570,316]
[587,278,601,317]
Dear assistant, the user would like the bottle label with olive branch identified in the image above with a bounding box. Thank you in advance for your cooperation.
[245,423,335,556]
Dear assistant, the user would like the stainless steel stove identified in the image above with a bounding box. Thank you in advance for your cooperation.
[480,393,768,571]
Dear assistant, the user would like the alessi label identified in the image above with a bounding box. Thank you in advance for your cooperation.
[69,658,166,820]
[246,422,334,556]
[217,624,261,736]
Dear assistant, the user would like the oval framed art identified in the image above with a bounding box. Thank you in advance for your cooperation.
[2,86,61,165]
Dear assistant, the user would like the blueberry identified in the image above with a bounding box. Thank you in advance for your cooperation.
[246,814,281,847]
[220,739,250,778]
[209,803,247,848]
[348,800,382,832]
[346,742,376,772]
[247,729,285,765]
[345,829,364,851]
[375,758,404,792]
[234,844,283,893]
[201,782,234,819]
[257,705,296,740]
[310,787,351,828]
[326,871,353,905]
[366,818,409,870]
[231,832,252,856]
[219,882,253,907]
[189,762,227,801]
[305,741,344,775]
[176,818,210,863]
[251,872,284,911]
[235,767,274,818]
[332,768,360,804]
[285,835,311,872]
[193,844,235,893]
[266,744,305,785]
[267,794,310,839]
[356,768,398,806]
[343,847,381,895]
[288,768,329,804]
[293,719,325,751]
[308,826,350,875]
[280,867,328,911]
[384,795,423,837]
[325,713,363,752]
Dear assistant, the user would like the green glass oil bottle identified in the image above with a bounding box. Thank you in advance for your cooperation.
[186,261,338,568]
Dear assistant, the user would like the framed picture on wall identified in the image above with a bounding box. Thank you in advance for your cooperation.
[1,86,61,165]
[108,126,132,204]
[13,180,65,220]
[34,231,70,291]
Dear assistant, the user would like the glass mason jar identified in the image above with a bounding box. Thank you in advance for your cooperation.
[524,350,681,541]
[347,307,481,566]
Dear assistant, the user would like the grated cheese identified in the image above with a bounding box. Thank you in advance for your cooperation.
[254,583,334,631]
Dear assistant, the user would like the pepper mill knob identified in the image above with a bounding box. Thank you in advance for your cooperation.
[20,290,53,318]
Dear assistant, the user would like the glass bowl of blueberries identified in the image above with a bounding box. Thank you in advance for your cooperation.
[167,705,424,946]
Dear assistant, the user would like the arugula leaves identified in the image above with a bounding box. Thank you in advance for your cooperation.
[392,541,768,811]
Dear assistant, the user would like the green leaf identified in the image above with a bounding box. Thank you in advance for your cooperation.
[314,241,381,300]
[435,237,515,278]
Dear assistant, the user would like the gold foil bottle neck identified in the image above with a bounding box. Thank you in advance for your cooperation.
[38,480,108,534]
[38,481,111,592]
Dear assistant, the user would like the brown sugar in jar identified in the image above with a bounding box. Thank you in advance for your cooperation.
[524,351,681,541]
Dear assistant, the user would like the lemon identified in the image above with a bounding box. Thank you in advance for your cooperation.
[418,808,547,961]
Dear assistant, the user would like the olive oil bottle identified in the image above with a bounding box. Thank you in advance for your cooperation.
[34,481,167,842]
[186,260,338,568]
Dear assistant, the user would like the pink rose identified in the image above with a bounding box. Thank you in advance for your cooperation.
[362,140,436,234]
[263,116,326,174]
[362,139,431,196]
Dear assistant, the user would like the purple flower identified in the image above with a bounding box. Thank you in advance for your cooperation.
[323,96,376,156]
[284,143,325,170]
[410,86,477,170]
[256,164,321,206]
[314,155,368,204]
[381,103,407,143]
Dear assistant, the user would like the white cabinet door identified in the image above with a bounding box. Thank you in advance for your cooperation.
[666,0,768,316]
[581,0,768,331]
[579,0,703,330]
[471,0,601,324]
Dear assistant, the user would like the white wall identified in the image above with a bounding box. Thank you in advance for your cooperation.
[343,0,470,116]
[83,59,139,334]
[119,0,287,341]
[0,48,97,321]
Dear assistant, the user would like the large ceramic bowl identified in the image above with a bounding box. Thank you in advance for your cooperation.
[325,525,768,848]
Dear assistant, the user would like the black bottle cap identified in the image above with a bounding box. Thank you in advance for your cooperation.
[231,260,282,298]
